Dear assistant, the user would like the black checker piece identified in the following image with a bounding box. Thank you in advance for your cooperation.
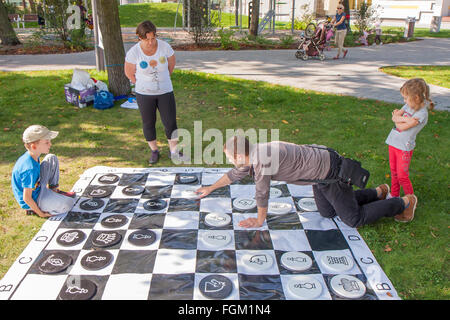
[59,279,97,300]
[98,174,119,184]
[81,250,113,271]
[122,185,145,196]
[87,186,113,198]
[91,231,122,248]
[128,229,157,246]
[79,198,105,211]
[143,199,167,211]
[199,275,233,299]
[176,174,198,184]
[101,214,128,228]
[56,230,86,247]
[37,252,72,274]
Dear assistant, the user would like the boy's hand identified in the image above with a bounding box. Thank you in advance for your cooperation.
[37,211,52,218]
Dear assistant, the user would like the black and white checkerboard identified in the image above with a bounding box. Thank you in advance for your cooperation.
[0,166,400,300]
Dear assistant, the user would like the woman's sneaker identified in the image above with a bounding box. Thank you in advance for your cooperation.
[149,150,160,164]
[395,194,417,223]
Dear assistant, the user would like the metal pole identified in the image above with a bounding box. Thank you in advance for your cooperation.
[272,0,275,34]
[187,0,191,32]
[92,0,105,71]
[291,0,295,34]
[235,0,239,26]
[174,0,181,32]
[239,0,243,29]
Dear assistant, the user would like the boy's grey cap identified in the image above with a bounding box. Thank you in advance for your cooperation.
[23,125,59,143]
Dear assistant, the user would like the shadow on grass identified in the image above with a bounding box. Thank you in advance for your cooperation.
[0,69,448,172]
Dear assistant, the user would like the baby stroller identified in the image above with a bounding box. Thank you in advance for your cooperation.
[295,21,333,61]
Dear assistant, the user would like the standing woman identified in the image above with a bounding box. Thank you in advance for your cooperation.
[124,20,184,164]
[331,4,349,59]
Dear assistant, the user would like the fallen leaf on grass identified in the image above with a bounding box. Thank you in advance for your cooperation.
[384,245,392,252]
[282,120,289,124]
[430,231,437,238]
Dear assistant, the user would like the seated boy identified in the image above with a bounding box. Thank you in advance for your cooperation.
[11,125,77,218]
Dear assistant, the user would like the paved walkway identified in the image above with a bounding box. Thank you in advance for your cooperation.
[1,37,449,110]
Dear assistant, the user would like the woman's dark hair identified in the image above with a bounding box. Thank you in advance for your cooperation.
[136,20,157,39]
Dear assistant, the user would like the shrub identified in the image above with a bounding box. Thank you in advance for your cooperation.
[353,3,381,35]
[216,28,239,50]
[188,0,216,46]
[280,35,295,47]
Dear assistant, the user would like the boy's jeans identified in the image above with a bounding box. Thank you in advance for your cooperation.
[37,154,76,215]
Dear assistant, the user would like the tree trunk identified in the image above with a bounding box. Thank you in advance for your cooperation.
[28,0,37,14]
[0,0,21,45]
[249,0,259,36]
[235,0,239,26]
[342,0,351,32]
[96,0,130,96]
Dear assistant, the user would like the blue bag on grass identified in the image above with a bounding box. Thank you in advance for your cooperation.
[94,90,114,110]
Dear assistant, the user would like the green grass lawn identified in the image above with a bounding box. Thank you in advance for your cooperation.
[119,3,182,28]
[380,66,450,89]
[382,27,450,39]
[118,2,248,28]
[0,69,449,300]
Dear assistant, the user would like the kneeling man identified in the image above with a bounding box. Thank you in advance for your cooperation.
[196,136,416,228]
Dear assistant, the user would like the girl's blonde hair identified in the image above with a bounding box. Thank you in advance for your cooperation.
[400,78,434,111]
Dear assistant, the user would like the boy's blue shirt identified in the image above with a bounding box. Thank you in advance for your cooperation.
[11,152,41,209]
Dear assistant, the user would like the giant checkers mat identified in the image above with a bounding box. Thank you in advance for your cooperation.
[0,166,400,300]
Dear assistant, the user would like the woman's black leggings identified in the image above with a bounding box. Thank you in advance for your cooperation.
[136,91,178,142]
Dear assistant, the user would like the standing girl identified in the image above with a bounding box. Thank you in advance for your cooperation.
[385,78,434,222]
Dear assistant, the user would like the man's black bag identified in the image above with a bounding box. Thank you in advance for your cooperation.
[338,157,370,189]
[299,145,370,189]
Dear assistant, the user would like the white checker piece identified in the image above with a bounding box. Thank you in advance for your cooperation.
[268,202,292,214]
[320,250,354,273]
[204,212,231,227]
[330,274,366,299]
[286,275,323,300]
[233,197,257,210]
[297,197,318,212]
[269,187,282,198]
[202,230,232,248]
[281,251,313,272]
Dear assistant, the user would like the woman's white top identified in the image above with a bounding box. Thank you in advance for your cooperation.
[125,39,175,95]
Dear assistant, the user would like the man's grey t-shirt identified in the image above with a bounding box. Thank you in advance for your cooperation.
[226,141,331,208]
[385,104,428,151]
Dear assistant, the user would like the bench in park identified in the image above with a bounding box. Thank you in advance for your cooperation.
[8,14,38,28]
